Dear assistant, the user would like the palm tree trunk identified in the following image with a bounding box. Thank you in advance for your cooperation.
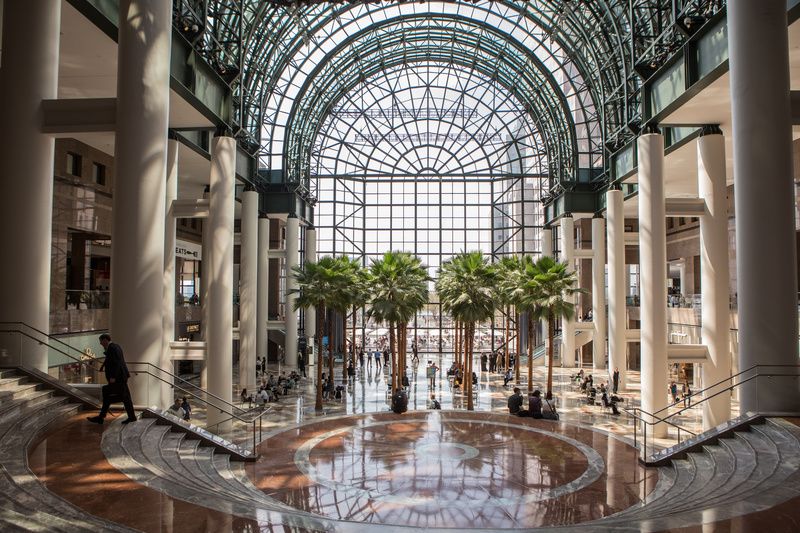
[390,323,397,394]
[341,310,348,379]
[515,310,521,383]
[328,312,334,383]
[527,313,534,392]
[467,322,474,410]
[504,305,510,371]
[454,320,460,368]
[315,305,325,411]
[352,304,357,366]
[546,311,555,396]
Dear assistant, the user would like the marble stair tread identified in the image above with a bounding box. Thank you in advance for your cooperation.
[668,438,739,514]
[0,389,55,425]
[0,400,132,533]
[0,375,31,390]
[619,457,702,520]
[0,381,46,402]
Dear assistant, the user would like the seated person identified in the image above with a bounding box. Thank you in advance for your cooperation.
[471,372,478,386]
[427,394,441,409]
[167,397,183,417]
[602,391,620,415]
[504,368,513,387]
[529,390,543,419]
[392,388,408,414]
[507,387,524,415]
[542,391,559,420]
[240,388,253,408]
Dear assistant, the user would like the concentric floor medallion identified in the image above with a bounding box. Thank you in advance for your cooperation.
[251,411,657,529]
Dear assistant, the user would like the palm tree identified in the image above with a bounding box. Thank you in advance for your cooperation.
[291,256,341,411]
[437,251,496,410]
[367,252,429,398]
[331,256,367,378]
[495,256,523,375]
[519,256,582,397]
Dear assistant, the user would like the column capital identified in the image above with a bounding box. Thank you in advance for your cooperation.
[699,124,723,137]
[641,123,661,135]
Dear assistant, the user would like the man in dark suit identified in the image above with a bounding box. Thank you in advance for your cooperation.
[87,333,137,425]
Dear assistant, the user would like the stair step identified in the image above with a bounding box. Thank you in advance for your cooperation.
[0,389,54,426]
[0,381,46,403]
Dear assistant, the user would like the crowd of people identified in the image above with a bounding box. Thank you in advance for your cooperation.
[240,370,302,408]
[506,387,558,420]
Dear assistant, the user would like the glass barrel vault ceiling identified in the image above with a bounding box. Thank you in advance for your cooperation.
[174,0,726,247]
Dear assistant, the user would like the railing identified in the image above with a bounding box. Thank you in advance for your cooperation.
[64,289,110,310]
[0,321,271,454]
[625,364,800,463]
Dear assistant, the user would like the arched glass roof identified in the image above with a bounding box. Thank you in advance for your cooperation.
[175,0,726,191]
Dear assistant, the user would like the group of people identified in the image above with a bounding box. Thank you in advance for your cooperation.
[241,370,302,408]
[507,387,558,420]
[446,362,477,390]
[670,380,692,407]
[480,350,515,374]
[573,370,623,415]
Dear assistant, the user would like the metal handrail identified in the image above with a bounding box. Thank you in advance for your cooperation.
[0,322,272,453]
[626,364,800,462]
[0,321,245,416]
[649,363,800,419]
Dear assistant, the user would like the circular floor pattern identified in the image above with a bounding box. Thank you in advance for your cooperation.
[250,411,657,529]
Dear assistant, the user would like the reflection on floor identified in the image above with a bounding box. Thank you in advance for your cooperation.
[249,411,656,529]
[24,355,800,533]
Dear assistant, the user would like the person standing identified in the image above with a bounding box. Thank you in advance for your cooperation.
[87,333,136,425]
[298,350,306,377]
[612,367,620,394]
[481,352,488,372]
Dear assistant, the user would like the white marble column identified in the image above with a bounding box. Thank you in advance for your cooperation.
[638,130,669,437]
[698,128,732,429]
[207,137,236,427]
[256,216,269,364]
[592,215,607,371]
[0,0,60,370]
[606,189,628,391]
[200,187,210,390]
[560,216,576,368]
[111,0,172,407]
[729,0,800,414]
[161,139,179,407]
[284,215,300,367]
[239,190,258,393]
[305,227,317,343]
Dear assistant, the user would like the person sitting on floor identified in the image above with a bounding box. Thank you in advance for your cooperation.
[427,394,441,410]
[507,387,524,415]
[167,397,183,417]
[529,389,543,419]
[240,388,253,408]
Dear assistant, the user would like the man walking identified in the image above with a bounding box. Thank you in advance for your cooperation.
[87,333,136,425]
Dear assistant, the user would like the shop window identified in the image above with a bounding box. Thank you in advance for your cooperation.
[92,162,106,186]
[66,152,82,177]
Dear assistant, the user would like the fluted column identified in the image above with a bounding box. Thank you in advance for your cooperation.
[638,131,668,438]
[0,0,60,370]
[560,216,576,368]
[729,0,800,414]
[592,215,606,371]
[207,137,236,427]
[284,215,300,367]
[698,128,732,429]
[256,216,269,363]
[238,190,258,393]
[161,139,179,407]
[111,0,172,407]
[606,189,628,391]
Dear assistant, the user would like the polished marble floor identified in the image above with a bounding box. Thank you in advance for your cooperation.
[248,411,657,529]
[23,355,799,532]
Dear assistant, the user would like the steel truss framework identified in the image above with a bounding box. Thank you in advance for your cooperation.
[174,0,725,188]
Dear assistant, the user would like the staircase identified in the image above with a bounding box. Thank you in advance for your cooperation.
[102,417,335,532]
[0,368,134,532]
[100,405,800,531]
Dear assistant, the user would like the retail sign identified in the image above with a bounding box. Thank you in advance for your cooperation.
[176,240,202,260]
